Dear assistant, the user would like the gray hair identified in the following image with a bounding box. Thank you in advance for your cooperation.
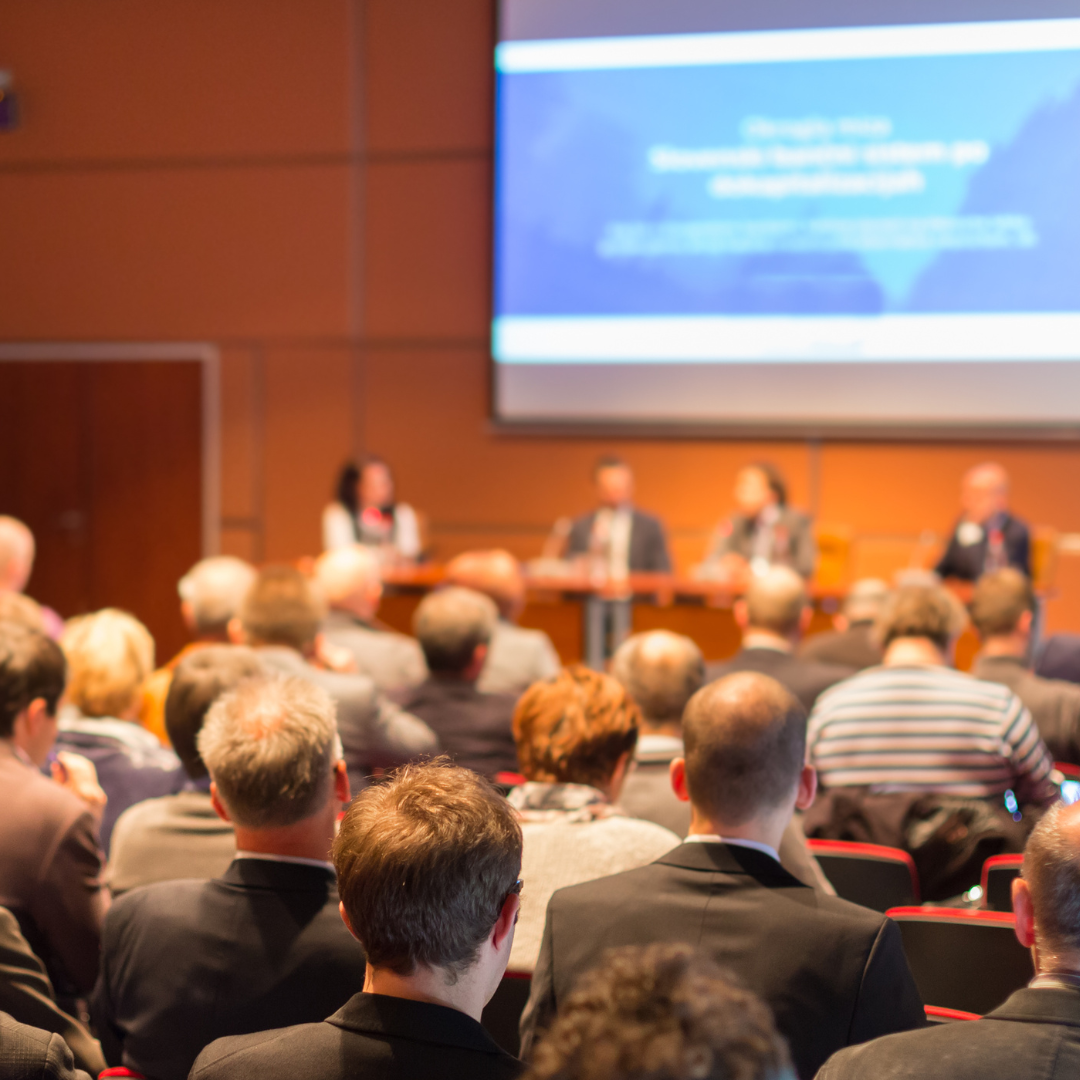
[842,579,890,624]
[413,586,497,674]
[179,557,257,636]
[197,674,339,829]
[1023,802,1080,957]
[612,631,705,725]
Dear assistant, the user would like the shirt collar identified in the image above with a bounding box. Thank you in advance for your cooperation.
[1031,972,1080,992]
[234,851,335,874]
[683,835,780,864]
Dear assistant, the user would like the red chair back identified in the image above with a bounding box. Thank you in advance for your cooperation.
[925,1005,980,1023]
[886,906,1032,1015]
[1055,761,1080,779]
[807,839,920,910]
[99,1070,146,1079]
[981,854,1023,913]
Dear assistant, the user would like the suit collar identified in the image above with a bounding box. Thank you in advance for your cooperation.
[974,654,1028,674]
[988,986,1080,1027]
[219,856,335,891]
[329,991,510,1056]
[656,840,807,887]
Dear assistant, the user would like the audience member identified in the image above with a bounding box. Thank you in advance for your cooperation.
[566,457,671,575]
[936,462,1031,580]
[699,462,816,584]
[817,799,1080,1079]
[0,516,63,639]
[971,568,1080,765]
[520,672,923,1079]
[0,1012,94,1080]
[190,761,524,1080]
[1036,633,1080,687]
[808,584,1057,805]
[0,593,47,635]
[0,625,107,1001]
[705,567,853,711]
[92,676,366,1080]
[798,578,888,670]
[140,556,257,745]
[394,587,518,778]
[524,944,793,1080]
[235,565,436,792]
[508,667,679,971]
[107,646,264,894]
[314,544,426,692]
[57,609,182,853]
[322,457,422,563]
[613,630,833,894]
[0,906,105,1075]
[445,549,560,694]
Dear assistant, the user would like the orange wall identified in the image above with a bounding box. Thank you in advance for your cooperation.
[3,1,1080,631]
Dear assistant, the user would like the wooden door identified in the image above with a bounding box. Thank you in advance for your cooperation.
[0,360,203,661]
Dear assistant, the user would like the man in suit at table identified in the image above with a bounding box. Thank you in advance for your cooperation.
[817,799,1080,1080]
[520,671,923,1079]
[565,456,671,575]
[91,676,368,1080]
[706,566,854,712]
[190,761,523,1080]
[936,462,1031,581]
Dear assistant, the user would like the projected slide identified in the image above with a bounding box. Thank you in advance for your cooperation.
[492,14,1080,426]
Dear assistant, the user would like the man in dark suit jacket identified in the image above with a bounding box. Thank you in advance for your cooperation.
[191,762,524,1080]
[392,588,518,779]
[970,568,1080,765]
[816,800,1080,1080]
[706,566,854,711]
[565,456,671,574]
[0,626,107,1003]
[0,1012,93,1080]
[234,565,437,793]
[935,462,1031,581]
[520,672,923,1079]
[91,676,367,1080]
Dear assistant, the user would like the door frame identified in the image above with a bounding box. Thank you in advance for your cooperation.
[0,342,221,556]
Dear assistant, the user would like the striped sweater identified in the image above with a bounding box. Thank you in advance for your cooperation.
[807,664,1056,805]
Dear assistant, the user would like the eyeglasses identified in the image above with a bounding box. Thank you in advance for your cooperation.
[499,878,523,919]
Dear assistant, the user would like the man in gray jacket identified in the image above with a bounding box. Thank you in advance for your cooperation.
[232,565,436,793]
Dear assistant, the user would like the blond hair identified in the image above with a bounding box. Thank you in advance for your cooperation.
[62,609,155,718]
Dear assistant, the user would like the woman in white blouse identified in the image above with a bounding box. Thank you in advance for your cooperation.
[322,457,421,563]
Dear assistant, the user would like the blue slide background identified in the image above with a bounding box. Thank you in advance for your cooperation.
[494,49,1080,317]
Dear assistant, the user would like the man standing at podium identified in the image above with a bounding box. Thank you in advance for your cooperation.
[936,463,1031,581]
[566,456,671,576]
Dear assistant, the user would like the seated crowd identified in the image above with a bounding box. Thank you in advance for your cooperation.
[4,512,1080,1080]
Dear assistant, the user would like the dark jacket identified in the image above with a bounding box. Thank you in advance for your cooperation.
[91,859,367,1080]
[704,508,816,579]
[520,842,923,1080]
[815,986,1080,1080]
[706,647,854,712]
[974,654,1080,766]
[391,678,519,778]
[935,512,1031,581]
[799,623,883,672]
[567,510,672,573]
[0,1012,93,1080]
[190,992,522,1080]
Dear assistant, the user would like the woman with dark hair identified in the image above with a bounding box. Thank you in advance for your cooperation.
[321,457,421,562]
[697,462,816,584]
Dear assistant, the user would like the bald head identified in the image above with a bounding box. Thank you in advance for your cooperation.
[962,462,1010,524]
[444,549,525,621]
[0,517,35,594]
[314,545,383,621]
[611,631,704,728]
[1022,801,1080,962]
[179,557,257,638]
[682,672,806,825]
[744,566,807,638]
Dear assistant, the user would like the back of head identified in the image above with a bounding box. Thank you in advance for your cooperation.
[333,759,522,977]
[165,645,265,780]
[0,623,66,738]
[197,674,338,829]
[1021,802,1080,963]
[0,592,46,634]
[682,673,806,826]
[0,516,34,593]
[876,584,967,652]
[240,565,326,652]
[513,666,640,787]
[842,578,890,625]
[525,943,792,1080]
[745,566,806,637]
[313,545,381,608]
[611,631,705,727]
[62,609,155,719]
[178,557,257,637]
[970,568,1034,639]
[444,549,525,620]
[413,586,497,675]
